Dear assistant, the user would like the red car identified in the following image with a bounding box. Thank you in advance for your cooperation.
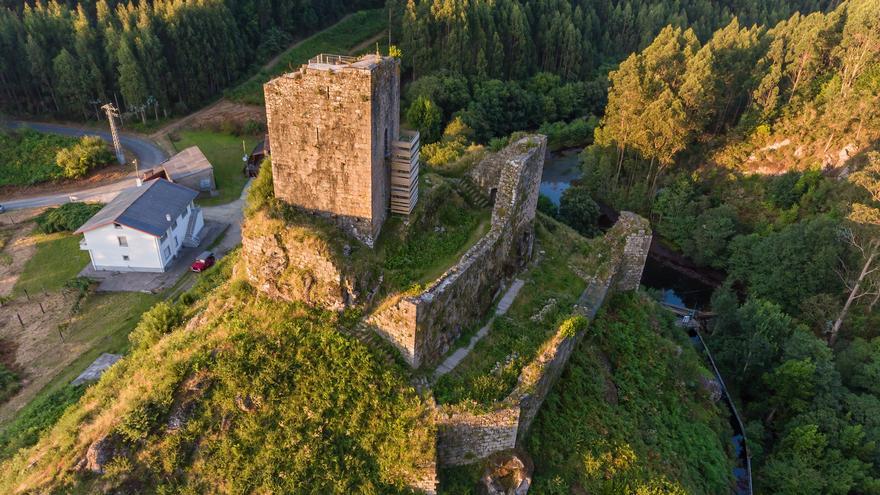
[190,251,216,272]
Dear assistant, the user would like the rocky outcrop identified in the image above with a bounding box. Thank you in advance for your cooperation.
[480,450,534,495]
[78,433,127,474]
[241,209,380,310]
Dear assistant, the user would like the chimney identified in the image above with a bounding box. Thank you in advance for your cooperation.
[165,213,172,222]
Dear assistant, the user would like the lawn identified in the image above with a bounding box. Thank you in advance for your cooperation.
[171,130,258,206]
[12,232,89,297]
[225,9,387,105]
[0,291,158,459]
[0,130,80,186]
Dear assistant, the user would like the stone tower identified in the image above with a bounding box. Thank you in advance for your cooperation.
[264,54,401,246]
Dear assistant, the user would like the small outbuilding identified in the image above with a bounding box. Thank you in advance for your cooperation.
[76,179,204,272]
[143,146,216,194]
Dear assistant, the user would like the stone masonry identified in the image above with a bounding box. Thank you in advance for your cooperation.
[434,213,652,466]
[368,136,546,368]
[264,54,400,247]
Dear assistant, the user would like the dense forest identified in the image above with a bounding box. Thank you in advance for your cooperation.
[572,1,879,493]
[0,0,381,119]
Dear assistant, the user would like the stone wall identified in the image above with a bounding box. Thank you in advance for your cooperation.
[613,212,653,291]
[434,213,652,466]
[435,406,520,466]
[241,210,379,310]
[264,55,400,246]
[369,136,546,368]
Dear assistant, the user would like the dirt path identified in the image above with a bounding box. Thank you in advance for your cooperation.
[0,215,42,297]
[348,30,387,55]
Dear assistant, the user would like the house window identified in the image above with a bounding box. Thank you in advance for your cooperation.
[174,236,179,248]
[171,219,178,230]
[122,255,129,261]
[117,236,128,247]
[114,223,123,230]
[164,246,171,259]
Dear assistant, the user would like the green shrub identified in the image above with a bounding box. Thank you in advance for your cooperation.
[0,129,79,186]
[55,136,113,179]
[34,202,103,234]
[0,364,20,404]
[129,301,185,350]
[558,315,588,338]
[245,158,274,216]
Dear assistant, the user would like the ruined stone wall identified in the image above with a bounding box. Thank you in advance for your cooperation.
[613,212,652,291]
[435,406,520,466]
[241,210,379,310]
[434,213,652,466]
[369,136,546,368]
[264,55,399,246]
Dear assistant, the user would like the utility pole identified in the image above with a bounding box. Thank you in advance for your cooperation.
[101,103,126,165]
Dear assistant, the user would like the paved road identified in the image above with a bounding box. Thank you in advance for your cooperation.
[2,121,168,210]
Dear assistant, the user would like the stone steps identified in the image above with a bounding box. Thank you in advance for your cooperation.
[347,322,398,367]
[454,177,490,209]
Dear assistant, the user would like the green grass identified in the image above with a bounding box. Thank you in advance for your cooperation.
[0,291,158,459]
[433,217,593,406]
[0,130,80,186]
[0,260,434,493]
[225,9,387,105]
[171,130,258,206]
[12,232,89,297]
[524,293,735,495]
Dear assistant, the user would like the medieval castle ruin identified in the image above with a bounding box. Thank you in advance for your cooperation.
[246,53,652,493]
[264,53,419,247]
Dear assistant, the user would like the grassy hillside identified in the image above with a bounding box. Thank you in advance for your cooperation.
[525,293,733,494]
[0,253,434,493]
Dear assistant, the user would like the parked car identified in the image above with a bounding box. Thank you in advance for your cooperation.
[0,204,5,213]
[190,251,216,272]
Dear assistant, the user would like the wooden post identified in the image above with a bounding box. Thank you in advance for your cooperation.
[23,288,29,301]
[58,326,65,343]
[17,313,23,327]
[39,302,45,314]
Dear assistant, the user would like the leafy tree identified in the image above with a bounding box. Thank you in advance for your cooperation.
[405,95,442,143]
[727,216,844,313]
[55,135,112,179]
[559,186,600,237]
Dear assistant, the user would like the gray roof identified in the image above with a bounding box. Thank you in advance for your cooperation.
[161,146,213,180]
[76,179,198,236]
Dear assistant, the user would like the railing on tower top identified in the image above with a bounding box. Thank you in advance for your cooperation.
[309,54,360,66]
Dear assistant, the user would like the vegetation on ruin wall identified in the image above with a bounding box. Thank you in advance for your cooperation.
[0,252,434,493]
[433,215,595,407]
[524,293,734,495]
[226,9,387,105]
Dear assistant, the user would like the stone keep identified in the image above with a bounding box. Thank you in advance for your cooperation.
[264,54,401,247]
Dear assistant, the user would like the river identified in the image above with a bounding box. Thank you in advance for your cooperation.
[541,148,751,495]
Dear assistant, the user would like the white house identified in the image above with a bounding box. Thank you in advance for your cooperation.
[76,179,204,272]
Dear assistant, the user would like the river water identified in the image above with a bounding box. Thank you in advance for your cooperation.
[541,148,750,494]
